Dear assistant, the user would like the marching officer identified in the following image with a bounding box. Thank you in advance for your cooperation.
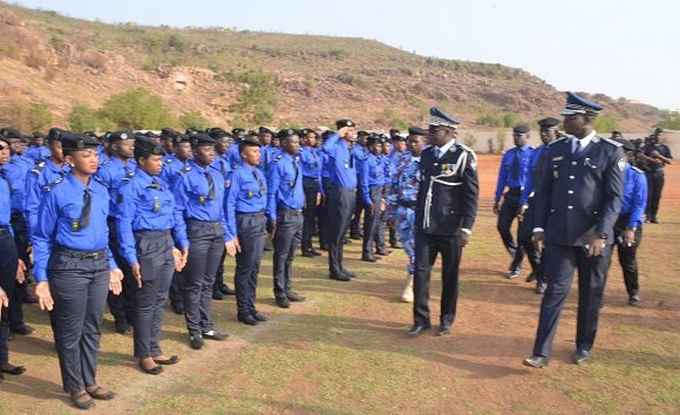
[387,132,408,249]
[225,136,268,325]
[349,131,370,241]
[267,129,307,308]
[388,127,427,303]
[359,134,386,262]
[173,134,233,349]
[114,136,189,375]
[0,135,26,382]
[524,92,625,368]
[317,130,334,251]
[493,124,534,279]
[606,140,647,306]
[518,117,560,294]
[299,128,323,257]
[322,120,360,281]
[640,128,672,223]
[32,132,123,410]
[409,108,479,336]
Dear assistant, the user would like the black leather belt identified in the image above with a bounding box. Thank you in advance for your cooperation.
[54,246,106,260]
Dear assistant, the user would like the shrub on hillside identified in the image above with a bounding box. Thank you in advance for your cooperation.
[97,88,176,129]
[69,104,101,132]
[657,111,680,130]
[229,69,278,125]
[179,111,210,130]
[3,101,54,132]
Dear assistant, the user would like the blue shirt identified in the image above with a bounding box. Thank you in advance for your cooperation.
[495,145,534,201]
[300,146,322,181]
[173,159,229,240]
[3,155,32,212]
[0,170,12,232]
[96,157,137,213]
[24,158,71,237]
[260,145,282,176]
[32,174,117,281]
[521,145,547,205]
[225,164,267,238]
[210,154,233,184]
[24,146,51,163]
[267,153,304,220]
[227,142,243,169]
[322,133,358,189]
[620,165,647,228]
[388,154,421,218]
[359,152,385,206]
[162,155,191,188]
[114,168,189,266]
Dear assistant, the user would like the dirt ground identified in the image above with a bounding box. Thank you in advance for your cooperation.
[1,155,679,415]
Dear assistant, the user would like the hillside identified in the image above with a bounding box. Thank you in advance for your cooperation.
[0,2,666,131]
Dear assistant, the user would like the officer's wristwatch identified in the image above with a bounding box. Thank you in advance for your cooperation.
[598,232,609,240]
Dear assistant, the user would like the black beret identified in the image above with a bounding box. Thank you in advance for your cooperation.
[653,127,664,134]
[32,131,45,138]
[0,137,10,148]
[258,126,275,135]
[299,128,318,137]
[621,140,635,152]
[61,133,99,153]
[336,119,355,130]
[391,134,407,142]
[357,130,369,137]
[408,127,428,136]
[232,128,246,137]
[366,134,380,146]
[190,133,216,148]
[277,128,298,139]
[512,124,530,134]
[134,136,164,159]
[208,127,228,139]
[173,134,192,146]
[1,128,23,139]
[161,128,178,139]
[238,135,261,149]
[537,117,560,129]
[109,131,132,142]
[47,128,65,143]
[82,131,99,138]
[185,128,200,136]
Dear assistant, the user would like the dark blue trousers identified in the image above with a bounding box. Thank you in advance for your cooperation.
[326,185,356,276]
[361,186,382,257]
[497,190,525,271]
[235,213,266,317]
[0,230,18,366]
[48,249,109,394]
[532,243,611,357]
[273,208,303,299]
[302,177,320,253]
[130,231,174,358]
[9,212,27,329]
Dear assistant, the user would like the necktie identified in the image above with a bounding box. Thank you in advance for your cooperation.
[349,152,354,169]
[80,189,92,230]
[292,158,300,188]
[573,140,584,156]
[204,171,215,200]
[253,170,265,196]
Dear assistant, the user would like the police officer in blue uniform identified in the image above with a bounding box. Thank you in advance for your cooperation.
[374,137,392,256]
[299,128,323,257]
[322,120,360,281]
[0,128,33,336]
[173,134,232,349]
[387,131,408,249]
[0,136,27,382]
[267,129,307,308]
[388,127,427,303]
[607,141,647,306]
[226,128,247,169]
[493,124,534,279]
[524,93,625,368]
[32,132,123,410]
[225,136,269,325]
[96,130,137,334]
[114,136,189,375]
[349,131,370,241]
[640,128,672,223]
[24,132,51,162]
[359,134,386,262]
[518,117,561,294]
[409,108,479,336]
[317,130,334,251]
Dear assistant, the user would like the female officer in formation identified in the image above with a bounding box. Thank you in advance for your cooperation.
[32,132,123,410]
[114,136,189,375]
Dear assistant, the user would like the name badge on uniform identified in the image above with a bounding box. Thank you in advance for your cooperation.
[247,191,254,199]
[198,195,206,205]
[153,197,161,213]
[71,219,81,232]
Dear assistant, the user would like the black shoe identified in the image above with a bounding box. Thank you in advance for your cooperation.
[628,295,641,306]
[573,349,592,365]
[220,284,236,296]
[330,273,351,282]
[342,270,357,279]
[375,249,391,256]
[171,303,185,315]
[10,324,34,336]
[253,312,268,322]
[202,330,228,341]
[407,324,431,336]
[650,218,659,224]
[361,255,377,263]
[523,355,549,368]
[1,363,26,375]
[390,242,402,249]
[238,314,259,326]
[536,283,547,295]
[437,325,451,336]
[350,234,362,240]
[525,272,537,283]
[139,361,164,375]
[506,269,521,279]
[212,290,224,300]
[114,320,130,335]
[287,291,306,302]
[310,249,322,257]
[302,250,315,258]
[189,335,204,350]
[343,239,351,245]
[276,296,290,308]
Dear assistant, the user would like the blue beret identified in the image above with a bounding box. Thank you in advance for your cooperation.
[561,92,603,116]
[429,107,461,128]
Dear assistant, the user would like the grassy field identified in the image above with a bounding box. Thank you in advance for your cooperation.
[1,155,679,414]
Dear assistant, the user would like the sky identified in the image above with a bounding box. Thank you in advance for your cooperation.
[14,0,680,111]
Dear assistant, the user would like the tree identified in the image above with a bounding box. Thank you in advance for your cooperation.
[179,111,210,130]
[68,104,100,132]
[97,88,176,130]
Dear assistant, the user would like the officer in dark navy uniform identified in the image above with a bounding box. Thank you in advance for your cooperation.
[225,136,268,325]
[493,124,535,279]
[32,132,123,409]
[640,128,672,223]
[409,108,479,336]
[358,134,386,262]
[524,93,625,368]
[322,120,360,281]
[299,128,323,257]
[114,136,189,375]
[0,136,27,382]
[267,129,307,308]
[173,134,232,349]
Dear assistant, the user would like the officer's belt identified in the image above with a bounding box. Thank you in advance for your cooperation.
[398,200,417,209]
[54,246,106,260]
[133,229,171,237]
[278,207,303,214]
[235,211,265,216]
